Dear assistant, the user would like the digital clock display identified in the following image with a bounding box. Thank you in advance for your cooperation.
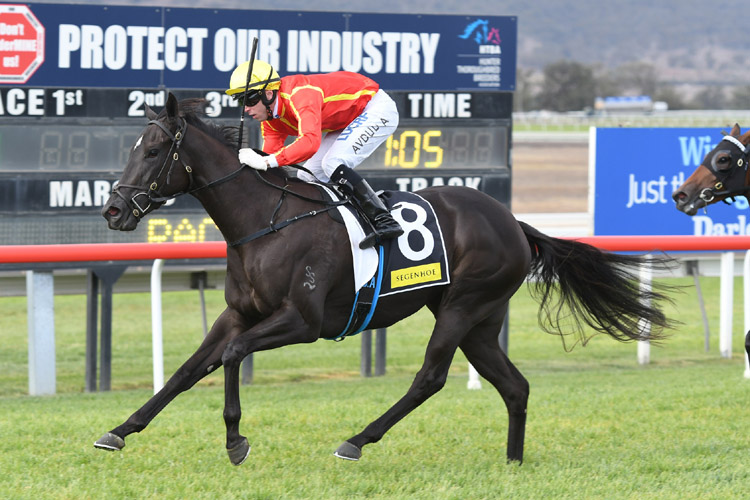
[359,123,508,170]
[0,120,254,172]
[0,124,142,172]
[0,121,504,173]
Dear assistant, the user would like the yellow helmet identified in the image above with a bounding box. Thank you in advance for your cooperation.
[225,60,281,103]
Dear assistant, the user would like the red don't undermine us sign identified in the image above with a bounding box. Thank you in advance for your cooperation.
[0,4,44,84]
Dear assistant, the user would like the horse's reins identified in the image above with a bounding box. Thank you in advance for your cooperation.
[699,134,750,204]
[225,168,352,246]
[112,117,350,244]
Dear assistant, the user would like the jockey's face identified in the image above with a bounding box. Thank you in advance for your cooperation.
[245,90,275,121]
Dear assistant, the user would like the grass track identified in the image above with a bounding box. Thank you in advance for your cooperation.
[0,276,748,499]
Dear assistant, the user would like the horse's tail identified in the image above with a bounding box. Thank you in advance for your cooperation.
[518,221,672,346]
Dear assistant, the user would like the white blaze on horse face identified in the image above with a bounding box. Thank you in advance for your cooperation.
[133,135,143,151]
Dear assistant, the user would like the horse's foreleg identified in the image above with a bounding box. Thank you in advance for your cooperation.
[334,313,463,461]
[458,308,529,464]
[94,308,243,452]
[220,304,319,466]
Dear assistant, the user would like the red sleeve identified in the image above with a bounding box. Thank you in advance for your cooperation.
[273,87,324,166]
[260,122,287,156]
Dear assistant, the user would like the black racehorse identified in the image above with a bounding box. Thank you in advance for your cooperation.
[672,122,750,371]
[97,94,671,466]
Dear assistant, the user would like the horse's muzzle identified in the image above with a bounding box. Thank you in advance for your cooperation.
[672,189,703,216]
[102,195,139,231]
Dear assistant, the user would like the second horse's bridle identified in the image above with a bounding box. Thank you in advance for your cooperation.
[699,134,750,204]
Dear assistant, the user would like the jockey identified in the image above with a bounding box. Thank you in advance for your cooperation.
[226,60,404,249]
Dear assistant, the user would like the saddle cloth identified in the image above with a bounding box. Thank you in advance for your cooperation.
[314,185,450,339]
[314,185,450,295]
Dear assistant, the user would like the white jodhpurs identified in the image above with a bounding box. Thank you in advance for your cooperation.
[298,89,399,182]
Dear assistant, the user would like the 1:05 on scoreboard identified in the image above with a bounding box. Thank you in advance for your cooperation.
[361,125,507,170]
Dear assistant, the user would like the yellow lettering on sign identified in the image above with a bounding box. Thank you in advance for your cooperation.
[390,263,442,289]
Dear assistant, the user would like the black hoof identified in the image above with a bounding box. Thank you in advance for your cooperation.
[94,432,125,451]
[333,441,362,461]
[227,437,251,466]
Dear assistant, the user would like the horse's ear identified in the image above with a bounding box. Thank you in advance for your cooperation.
[731,123,741,137]
[144,104,158,121]
[165,92,179,119]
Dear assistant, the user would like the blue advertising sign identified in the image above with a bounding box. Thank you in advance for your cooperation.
[1,3,517,91]
[593,127,750,236]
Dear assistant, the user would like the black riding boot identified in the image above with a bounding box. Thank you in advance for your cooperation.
[331,165,403,249]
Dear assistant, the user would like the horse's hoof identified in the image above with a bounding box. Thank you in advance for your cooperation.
[333,441,362,461]
[227,438,251,466]
[94,432,125,451]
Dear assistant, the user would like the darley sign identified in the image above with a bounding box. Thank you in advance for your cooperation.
[593,127,750,236]
[1,3,517,91]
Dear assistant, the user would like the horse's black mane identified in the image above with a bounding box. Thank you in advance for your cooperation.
[157,98,239,152]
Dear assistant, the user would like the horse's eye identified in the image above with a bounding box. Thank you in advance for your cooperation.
[711,150,733,172]
[146,148,159,158]
[716,156,731,171]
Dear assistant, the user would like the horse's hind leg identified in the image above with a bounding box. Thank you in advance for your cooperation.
[459,305,529,464]
[334,310,466,461]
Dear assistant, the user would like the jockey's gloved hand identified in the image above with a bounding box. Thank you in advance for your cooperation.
[239,148,278,171]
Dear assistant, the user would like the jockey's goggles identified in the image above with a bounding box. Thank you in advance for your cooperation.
[234,91,263,108]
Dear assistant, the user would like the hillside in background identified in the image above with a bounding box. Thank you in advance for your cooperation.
[266,0,750,87]
[53,0,750,86]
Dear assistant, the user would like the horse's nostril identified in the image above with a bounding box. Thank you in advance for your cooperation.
[672,191,687,202]
[107,207,121,217]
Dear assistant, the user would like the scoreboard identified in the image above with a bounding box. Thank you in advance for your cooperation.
[0,87,511,245]
[0,5,516,245]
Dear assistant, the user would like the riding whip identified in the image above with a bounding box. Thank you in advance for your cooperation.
[237,36,259,152]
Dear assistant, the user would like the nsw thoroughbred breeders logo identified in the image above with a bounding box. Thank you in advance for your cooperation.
[456,19,501,88]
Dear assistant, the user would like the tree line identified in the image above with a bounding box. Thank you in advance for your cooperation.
[515,60,750,112]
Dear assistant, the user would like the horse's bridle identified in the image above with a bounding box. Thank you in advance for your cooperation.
[699,134,750,204]
[111,117,193,219]
[110,115,351,242]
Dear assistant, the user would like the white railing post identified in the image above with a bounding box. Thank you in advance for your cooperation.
[151,259,165,393]
[467,363,482,390]
[719,252,734,358]
[26,271,56,395]
[637,256,652,365]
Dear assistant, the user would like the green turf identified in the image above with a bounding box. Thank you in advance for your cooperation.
[0,276,748,499]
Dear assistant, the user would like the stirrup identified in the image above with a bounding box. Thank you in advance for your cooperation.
[359,230,382,249]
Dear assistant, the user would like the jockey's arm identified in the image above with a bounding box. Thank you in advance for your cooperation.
[259,125,286,165]
[266,88,323,167]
